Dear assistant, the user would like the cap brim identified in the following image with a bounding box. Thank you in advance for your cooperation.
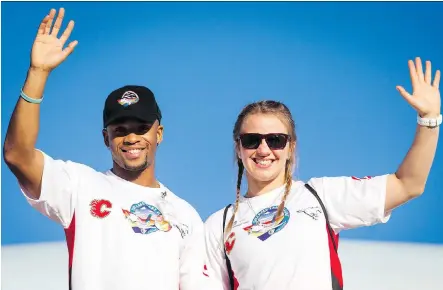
[104,110,159,128]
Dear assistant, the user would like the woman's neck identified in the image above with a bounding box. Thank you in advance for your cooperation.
[245,173,286,198]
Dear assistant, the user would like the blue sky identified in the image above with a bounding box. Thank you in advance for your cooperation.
[2,1,442,245]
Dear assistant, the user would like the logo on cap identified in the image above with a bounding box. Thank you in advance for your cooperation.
[117,91,139,107]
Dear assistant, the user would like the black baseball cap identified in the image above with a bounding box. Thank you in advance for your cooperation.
[103,85,162,128]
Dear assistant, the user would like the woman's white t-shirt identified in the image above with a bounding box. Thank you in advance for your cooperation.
[204,175,390,290]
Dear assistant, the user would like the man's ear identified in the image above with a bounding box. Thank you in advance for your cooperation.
[102,129,110,148]
[156,124,164,146]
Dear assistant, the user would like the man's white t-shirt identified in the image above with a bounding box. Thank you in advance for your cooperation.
[21,151,206,290]
[204,175,391,290]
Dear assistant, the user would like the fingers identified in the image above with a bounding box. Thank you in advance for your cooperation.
[409,57,439,88]
[62,40,78,58]
[433,70,441,89]
[51,8,65,37]
[37,15,50,36]
[408,60,419,88]
[59,20,75,46]
[425,60,432,85]
[44,9,56,34]
[415,57,425,82]
[396,85,414,103]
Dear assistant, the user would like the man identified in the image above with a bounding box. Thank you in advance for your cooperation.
[3,8,206,290]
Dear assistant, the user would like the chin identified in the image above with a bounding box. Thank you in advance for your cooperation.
[245,167,279,183]
[117,155,151,172]
[245,162,285,184]
[126,160,151,171]
[251,172,280,183]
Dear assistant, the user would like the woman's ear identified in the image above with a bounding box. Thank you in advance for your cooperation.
[289,140,296,156]
[235,142,242,160]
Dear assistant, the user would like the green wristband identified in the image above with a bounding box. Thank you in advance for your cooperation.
[20,89,43,104]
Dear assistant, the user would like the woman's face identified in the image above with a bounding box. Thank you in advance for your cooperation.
[237,113,292,184]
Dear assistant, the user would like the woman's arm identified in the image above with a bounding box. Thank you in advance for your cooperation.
[386,57,440,212]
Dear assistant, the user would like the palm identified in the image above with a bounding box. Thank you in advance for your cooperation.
[31,8,78,72]
[397,58,441,117]
[32,35,67,70]
[410,81,440,115]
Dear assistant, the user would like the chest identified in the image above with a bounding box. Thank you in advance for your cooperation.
[71,180,186,258]
[226,195,329,267]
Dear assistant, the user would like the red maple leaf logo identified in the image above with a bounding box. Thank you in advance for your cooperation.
[90,199,112,218]
[225,232,236,255]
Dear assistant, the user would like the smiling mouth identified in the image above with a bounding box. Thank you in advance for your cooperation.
[121,148,146,159]
[121,148,145,153]
[252,158,274,167]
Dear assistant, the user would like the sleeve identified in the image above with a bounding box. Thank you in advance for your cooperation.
[307,174,391,232]
[178,207,211,290]
[203,212,231,290]
[20,150,81,228]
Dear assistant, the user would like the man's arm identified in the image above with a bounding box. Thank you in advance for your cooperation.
[4,69,48,199]
[386,58,441,212]
[3,8,77,199]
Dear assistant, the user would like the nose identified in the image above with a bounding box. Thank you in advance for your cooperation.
[256,139,271,156]
[123,133,140,145]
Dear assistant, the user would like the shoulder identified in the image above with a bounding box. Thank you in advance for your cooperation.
[303,177,325,193]
[39,149,102,177]
[305,174,389,195]
[163,185,203,226]
[204,206,231,251]
[307,175,388,187]
[205,205,232,234]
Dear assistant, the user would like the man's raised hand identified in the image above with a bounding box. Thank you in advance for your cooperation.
[31,8,78,73]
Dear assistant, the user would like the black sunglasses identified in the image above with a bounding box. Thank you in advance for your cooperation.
[238,133,290,150]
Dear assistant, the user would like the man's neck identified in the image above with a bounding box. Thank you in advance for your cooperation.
[245,173,286,198]
[111,165,159,188]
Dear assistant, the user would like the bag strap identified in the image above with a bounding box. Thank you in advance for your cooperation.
[222,204,235,290]
[304,183,338,252]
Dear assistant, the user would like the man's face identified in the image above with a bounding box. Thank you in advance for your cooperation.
[103,118,163,172]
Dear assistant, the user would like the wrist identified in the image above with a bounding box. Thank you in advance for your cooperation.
[28,66,51,78]
[22,67,50,100]
[419,111,441,119]
[417,114,442,128]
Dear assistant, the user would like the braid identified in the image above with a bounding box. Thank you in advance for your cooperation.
[232,100,297,230]
[225,159,244,238]
[276,159,293,219]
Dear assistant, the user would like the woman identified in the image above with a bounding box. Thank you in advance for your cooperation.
[203,57,441,290]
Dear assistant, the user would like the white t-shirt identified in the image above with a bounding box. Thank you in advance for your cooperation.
[203,175,391,290]
[21,151,207,290]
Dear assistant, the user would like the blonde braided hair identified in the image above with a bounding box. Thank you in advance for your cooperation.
[226,100,297,235]
[225,159,244,238]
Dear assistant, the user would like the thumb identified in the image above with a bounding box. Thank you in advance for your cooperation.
[62,40,78,58]
[396,85,415,105]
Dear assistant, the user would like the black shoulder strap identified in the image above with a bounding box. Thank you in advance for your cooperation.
[222,204,235,290]
[304,183,338,253]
